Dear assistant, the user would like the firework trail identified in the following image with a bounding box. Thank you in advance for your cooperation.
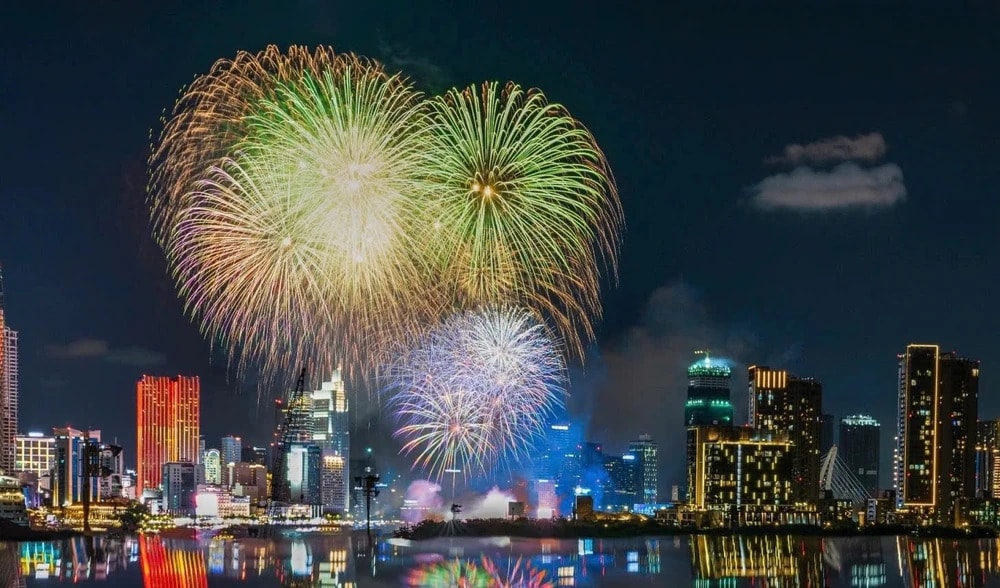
[421,82,622,359]
[386,307,567,480]
[149,46,438,377]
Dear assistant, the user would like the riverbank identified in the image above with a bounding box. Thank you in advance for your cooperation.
[0,519,82,541]
[394,518,999,541]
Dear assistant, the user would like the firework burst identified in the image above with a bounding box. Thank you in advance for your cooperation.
[385,307,567,480]
[421,82,623,359]
[150,46,438,376]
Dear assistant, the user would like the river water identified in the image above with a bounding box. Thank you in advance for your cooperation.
[2,532,998,586]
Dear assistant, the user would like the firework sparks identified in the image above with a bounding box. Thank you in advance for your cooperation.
[386,307,567,480]
[150,46,438,376]
[421,82,623,359]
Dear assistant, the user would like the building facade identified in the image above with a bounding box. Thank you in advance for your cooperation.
[136,375,200,491]
[894,344,980,522]
[839,415,880,497]
[203,448,222,485]
[0,268,18,476]
[684,354,734,427]
[51,428,101,507]
[628,434,658,504]
[220,436,241,466]
[15,432,54,477]
[976,420,999,498]
[686,425,793,510]
[162,461,197,516]
[311,371,350,513]
[748,366,822,502]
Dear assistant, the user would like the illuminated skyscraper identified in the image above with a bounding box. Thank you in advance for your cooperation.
[684,353,733,427]
[839,415,880,497]
[0,268,18,475]
[15,432,53,477]
[311,370,350,513]
[203,448,221,485]
[975,420,999,498]
[894,344,979,521]
[628,434,658,504]
[748,366,822,502]
[51,427,101,506]
[136,375,200,491]
[220,435,241,466]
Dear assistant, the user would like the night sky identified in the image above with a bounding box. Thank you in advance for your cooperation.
[2,2,998,494]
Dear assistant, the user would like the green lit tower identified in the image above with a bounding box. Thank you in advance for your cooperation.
[684,351,733,426]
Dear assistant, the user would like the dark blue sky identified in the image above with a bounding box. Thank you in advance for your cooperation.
[1,2,998,490]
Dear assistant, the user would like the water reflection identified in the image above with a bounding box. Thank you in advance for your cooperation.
[9,532,1000,586]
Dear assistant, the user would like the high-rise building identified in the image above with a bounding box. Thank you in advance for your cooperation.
[51,428,101,506]
[136,375,200,491]
[604,453,640,509]
[272,370,320,505]
[97,443,126,500]
[203,448,222,485]
[311,370,350,513]
[220,436,241,466]
[748,366,822,502]
[242,445,268,466]
[684,353,733,427]
[686,425,793,510]
[15,432,54,477]
[628,434,658,504]
[161,461,197,515]
[976,420,999,498]
[894,344,979,522]
[839,415,880,497]
[0,268,19,476]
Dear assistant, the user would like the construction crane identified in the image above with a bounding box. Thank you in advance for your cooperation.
[270,368,310,506]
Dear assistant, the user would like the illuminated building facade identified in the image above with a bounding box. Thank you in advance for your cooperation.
[311,370,350,513]
[51,428,101,506]
[604,453,640,509]
[839,415,880,497]
[14,432,53,477]
[628,434,658,504]
[686,425,793,510]
[748,365,822,502]
[202,449,221,485]
[136,375,200,492]
[976,420,999,498]
[894,344,979,521]
[684,354,733,427]
[161,461,197,515]
[0,268,18,476]
[220,436,241,466]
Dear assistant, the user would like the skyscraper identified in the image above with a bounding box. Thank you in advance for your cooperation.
[748,366,822,502]
[975,420,999,498]
[136,375,200,491]
[51,427,101,506]
[311,370,350,512]
[220,436,241,466]
[203,448,222,485]
[0,268,18,475]
[628,434,658,504]
[839,415,880,497]
[894,344,979,522]
[684,353,733,426]
[686,425,793,510]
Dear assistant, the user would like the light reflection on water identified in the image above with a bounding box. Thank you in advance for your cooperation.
[3,532,1000,586]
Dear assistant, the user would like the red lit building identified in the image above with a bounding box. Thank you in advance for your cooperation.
[137,376,200,491]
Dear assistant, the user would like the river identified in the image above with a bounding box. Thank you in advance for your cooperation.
[2,531,998,586]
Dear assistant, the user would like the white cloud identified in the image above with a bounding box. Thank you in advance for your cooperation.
[750,162,906,212]
[766,132,887,165]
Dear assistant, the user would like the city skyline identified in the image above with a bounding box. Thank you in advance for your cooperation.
[1,4,999,492]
